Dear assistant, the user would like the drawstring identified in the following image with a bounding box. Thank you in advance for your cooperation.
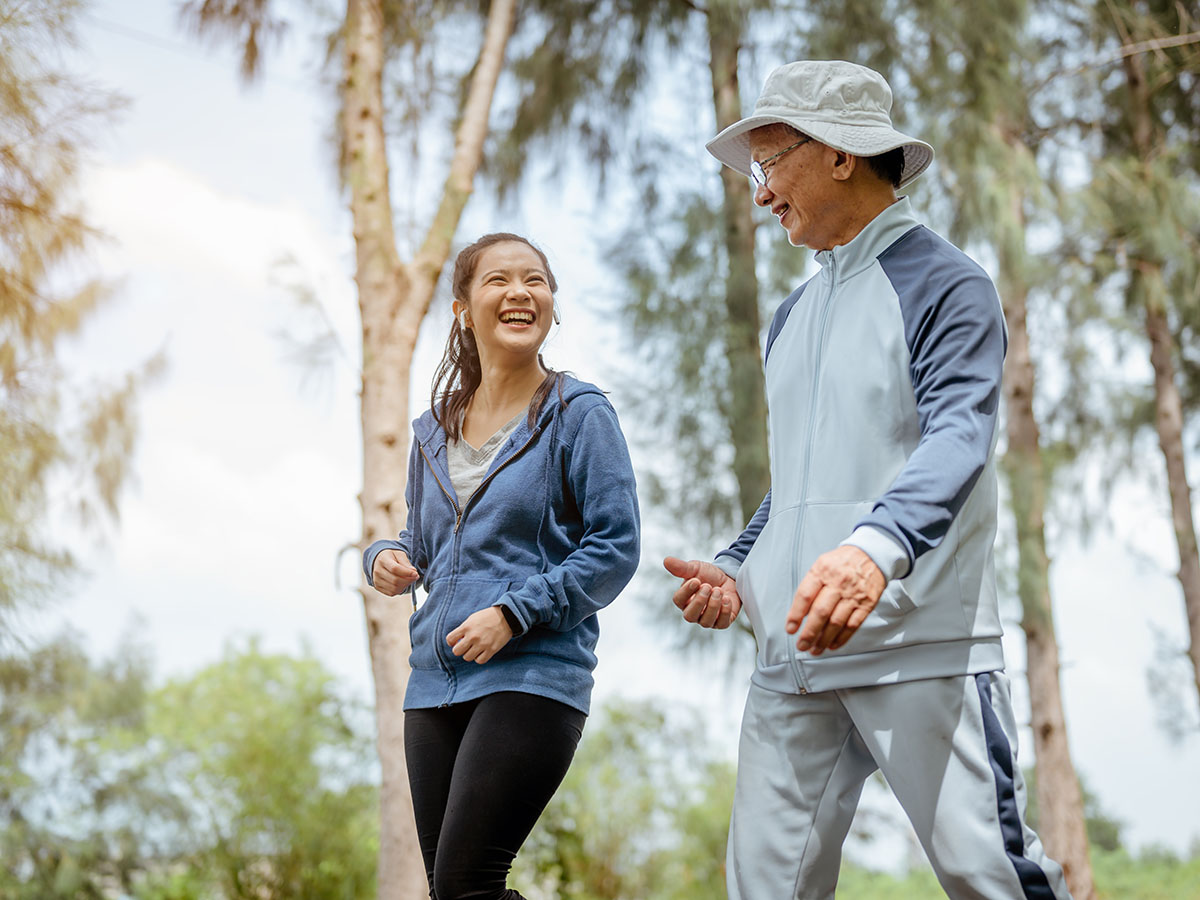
[409,438,426,611]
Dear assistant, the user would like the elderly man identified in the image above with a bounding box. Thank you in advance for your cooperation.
[664,60,1073,899]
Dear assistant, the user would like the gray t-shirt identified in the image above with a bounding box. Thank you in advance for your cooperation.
[446,410,525,509]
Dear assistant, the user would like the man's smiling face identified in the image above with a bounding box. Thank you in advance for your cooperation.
[749,124,838,250]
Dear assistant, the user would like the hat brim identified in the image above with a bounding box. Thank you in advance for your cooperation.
[706,114,934,190]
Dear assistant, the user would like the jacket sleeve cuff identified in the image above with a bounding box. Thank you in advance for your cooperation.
[362,541,388,588]
[494,603,524,636]
[495,598,530,636]
[713,555,742,579]
[841,526,911,581]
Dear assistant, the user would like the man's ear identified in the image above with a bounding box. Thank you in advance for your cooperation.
[831,150,857,182]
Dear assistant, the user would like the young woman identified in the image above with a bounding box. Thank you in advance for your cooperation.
[363,233,640,900]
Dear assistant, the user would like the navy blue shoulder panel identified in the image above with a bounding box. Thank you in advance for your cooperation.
[856,225,1007,567]
[878,224,1007,383]
[764,280,812,363]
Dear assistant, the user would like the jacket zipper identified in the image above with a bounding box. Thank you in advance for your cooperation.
[789,254,838,694]
[456,424,543,530]
[417,441,461,697]
[419,443,461,529]
[415,422,544,702]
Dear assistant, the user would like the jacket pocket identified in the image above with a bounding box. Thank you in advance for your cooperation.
[445,578,524,659]
[408,591,441,670]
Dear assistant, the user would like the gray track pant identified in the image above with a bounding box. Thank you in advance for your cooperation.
[727,671,1073,899]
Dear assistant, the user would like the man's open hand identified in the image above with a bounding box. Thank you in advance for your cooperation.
[664,557,742,629]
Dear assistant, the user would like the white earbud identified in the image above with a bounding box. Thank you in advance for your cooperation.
[458,311,469,330]
[552,303,561,325]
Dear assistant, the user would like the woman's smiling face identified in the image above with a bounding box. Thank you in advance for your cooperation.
[455,241,555,364]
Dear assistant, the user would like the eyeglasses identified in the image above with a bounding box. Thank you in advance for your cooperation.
[750,136,812,186]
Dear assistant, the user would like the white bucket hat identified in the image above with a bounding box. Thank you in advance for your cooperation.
[706,60,934,190]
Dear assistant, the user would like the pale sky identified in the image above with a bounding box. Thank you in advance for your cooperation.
[49,0,1200,867]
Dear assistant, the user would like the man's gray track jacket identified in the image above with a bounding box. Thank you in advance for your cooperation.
[716,198,1009,695]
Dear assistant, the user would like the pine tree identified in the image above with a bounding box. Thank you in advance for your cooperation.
[490,0,786,533]
[0,0,156,626]
[1086,0,1200,711]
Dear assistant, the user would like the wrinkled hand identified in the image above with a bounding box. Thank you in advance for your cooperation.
[447,607,514,664]
[786,545,885,655]
[372,549,419,597]
[663,557,742,629]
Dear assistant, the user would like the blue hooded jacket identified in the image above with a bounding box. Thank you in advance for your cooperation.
[363,376,640,714]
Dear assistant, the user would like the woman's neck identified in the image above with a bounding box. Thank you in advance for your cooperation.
[472,357,547,414]
[461,356,547,446]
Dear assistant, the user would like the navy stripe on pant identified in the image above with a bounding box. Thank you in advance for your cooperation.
[976,673,1058,899]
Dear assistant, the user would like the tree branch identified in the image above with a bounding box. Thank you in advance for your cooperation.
[1113,31,1200,61]
[1030,30,1200,98]
[410,0,518,302]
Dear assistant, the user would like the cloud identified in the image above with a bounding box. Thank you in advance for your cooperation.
[86,159,351,298]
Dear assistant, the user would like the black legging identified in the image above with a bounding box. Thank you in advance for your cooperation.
[404,691,587,900]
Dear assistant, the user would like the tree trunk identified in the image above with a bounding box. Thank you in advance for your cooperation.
[343,1,518,897]
[705,4,769,524]
[1122,45,1200,706]
[1000,188,1095,900]
[1140,268,1200,701]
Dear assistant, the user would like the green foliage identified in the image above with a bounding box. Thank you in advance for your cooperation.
[6,638,1195,898]
[486,0,693,199]
[1089,846,1200,900]
[0,634,377,900]
[833,863,946,899]
[144,638,379,900]
[1023,766,1126,852]
[489,0,797,542]
[1080,0,1200,420]
[512,699,734,900]
[835,848,1200,899]
[0,0,157,623]
[0,630,168,899]
[609,181,748,543]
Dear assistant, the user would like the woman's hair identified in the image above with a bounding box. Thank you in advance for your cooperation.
[431,233,564,440]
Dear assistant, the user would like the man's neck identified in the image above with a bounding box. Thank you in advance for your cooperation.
[814,189,899,251]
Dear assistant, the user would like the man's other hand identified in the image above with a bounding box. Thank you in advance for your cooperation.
[786,546,885,655]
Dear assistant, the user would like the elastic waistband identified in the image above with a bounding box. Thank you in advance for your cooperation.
[750,638,1005,694]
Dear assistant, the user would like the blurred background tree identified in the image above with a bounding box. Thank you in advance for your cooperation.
[0,0,159,631]
[0,635,378,900]
[0,631,162,899]
[1081,0,1200,712]
[3,636,1196,897]
[512,699,734,900]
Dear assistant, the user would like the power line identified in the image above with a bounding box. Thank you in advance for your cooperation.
[82,12,318,95]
